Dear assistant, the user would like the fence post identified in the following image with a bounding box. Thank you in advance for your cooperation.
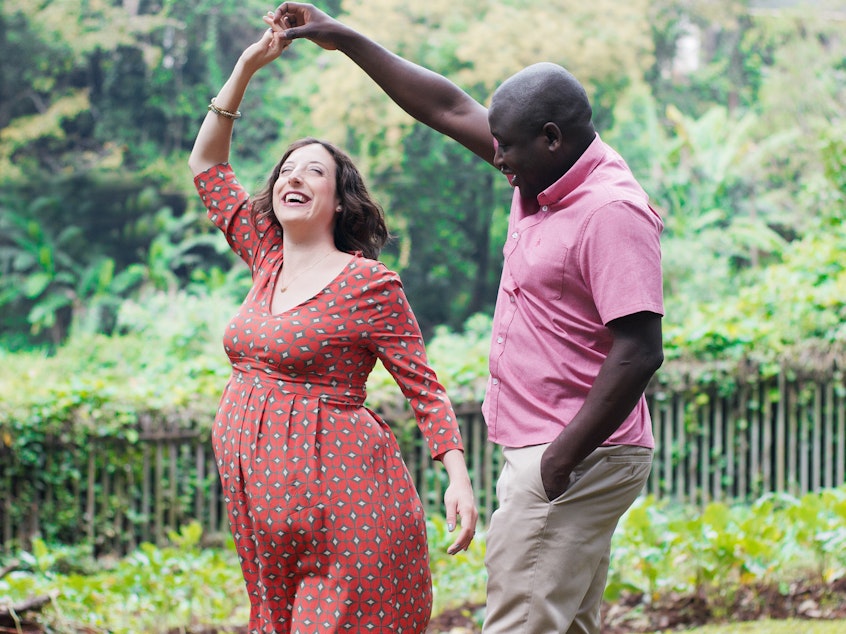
[775,372,787,493]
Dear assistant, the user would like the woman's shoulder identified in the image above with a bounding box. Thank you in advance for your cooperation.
[345,255,402,287]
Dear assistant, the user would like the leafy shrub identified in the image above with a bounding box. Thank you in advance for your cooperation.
[3,489,846,632]
[0,523,248,633]
[608,485,846,608]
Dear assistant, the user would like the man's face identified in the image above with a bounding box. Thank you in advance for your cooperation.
[489,102,557,201]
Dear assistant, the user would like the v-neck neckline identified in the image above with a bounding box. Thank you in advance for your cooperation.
[266,253,357,317]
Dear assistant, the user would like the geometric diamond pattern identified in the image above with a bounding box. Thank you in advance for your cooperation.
[195,164,463,632]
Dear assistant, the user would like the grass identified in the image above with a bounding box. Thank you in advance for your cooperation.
[669,619,846,633]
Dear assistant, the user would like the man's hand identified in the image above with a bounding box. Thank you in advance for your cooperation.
[540,447,574,501]
[267,2,343,50]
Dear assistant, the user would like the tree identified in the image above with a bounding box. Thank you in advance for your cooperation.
[2,0,844,354]
[378,127,506,332]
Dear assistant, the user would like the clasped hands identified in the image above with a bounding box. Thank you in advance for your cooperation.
[262,2,341,51]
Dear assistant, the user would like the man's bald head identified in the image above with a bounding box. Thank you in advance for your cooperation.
[491,62,594,142]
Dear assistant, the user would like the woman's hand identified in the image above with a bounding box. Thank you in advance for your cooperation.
[241,22,291,74]
[441,450,479,555]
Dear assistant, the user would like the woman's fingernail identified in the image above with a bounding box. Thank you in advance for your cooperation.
[447,523,454,531]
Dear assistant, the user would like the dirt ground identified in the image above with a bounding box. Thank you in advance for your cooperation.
[426,577,846,633]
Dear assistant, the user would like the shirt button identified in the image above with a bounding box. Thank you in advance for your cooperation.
[492,378,499,385]
[509,296,516,303]
[542,205,548,211]
[496,336,503,343]
[511,232,519,239]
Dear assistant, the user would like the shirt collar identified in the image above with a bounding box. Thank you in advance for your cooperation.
[537,133,602,208]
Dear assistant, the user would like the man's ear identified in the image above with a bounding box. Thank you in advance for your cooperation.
[542,122,563,151]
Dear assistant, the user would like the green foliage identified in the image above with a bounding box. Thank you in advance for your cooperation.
[2,0,845,363]
[426,514,487,619]
[606,48,845,372]
[0,284,479,438]
[661,209,846,366]
[0,524,249,633]
[782,488,846,585]
[3,491,846,632]
[600,0,846,373]
[0,174,193,349]
[650,1,761,117]
[608,486,846,608]
[0,288,236,546]
[376,127,508,334]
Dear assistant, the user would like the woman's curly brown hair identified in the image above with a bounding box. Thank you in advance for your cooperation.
[251,138,389,260]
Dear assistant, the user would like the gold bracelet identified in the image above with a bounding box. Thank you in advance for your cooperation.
[208,98,242,120]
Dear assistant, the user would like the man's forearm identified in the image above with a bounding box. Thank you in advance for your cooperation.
[541,312,664,497]
[277,1,494,161]
[334,30,459,125]
[334,28,493,160]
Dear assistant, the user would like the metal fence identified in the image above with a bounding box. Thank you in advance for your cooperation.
[2,370,844,554]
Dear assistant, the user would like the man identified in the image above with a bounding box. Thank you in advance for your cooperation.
[271,4,665,632]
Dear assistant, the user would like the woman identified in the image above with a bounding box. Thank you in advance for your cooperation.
[188,23,478,634]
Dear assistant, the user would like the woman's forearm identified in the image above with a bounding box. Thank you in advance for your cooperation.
[189,28,287,176]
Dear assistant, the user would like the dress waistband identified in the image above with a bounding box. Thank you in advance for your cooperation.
[231,362,366,407]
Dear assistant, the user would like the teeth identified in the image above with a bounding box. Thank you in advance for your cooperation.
[285,193,307,203]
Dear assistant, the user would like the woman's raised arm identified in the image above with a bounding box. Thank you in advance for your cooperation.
[188,25,290,176]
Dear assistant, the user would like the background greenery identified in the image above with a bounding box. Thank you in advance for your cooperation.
[1,0,844,359]
[2,488,844,632]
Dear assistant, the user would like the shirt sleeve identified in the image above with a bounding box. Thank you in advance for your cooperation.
[193,163,280,274]
[362,263,464,459]
[580,199,665,325]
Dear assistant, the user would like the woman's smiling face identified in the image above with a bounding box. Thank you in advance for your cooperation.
[272,143,340,233]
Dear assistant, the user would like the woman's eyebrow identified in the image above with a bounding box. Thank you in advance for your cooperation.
[281,160,327,168]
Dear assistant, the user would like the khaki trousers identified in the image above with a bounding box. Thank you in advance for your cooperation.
[482,444,652,634]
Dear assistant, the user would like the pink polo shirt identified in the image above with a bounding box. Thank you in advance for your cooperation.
[482,134,664,449]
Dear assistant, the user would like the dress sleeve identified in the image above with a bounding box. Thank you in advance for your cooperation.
[362,263,464,459]
[193,163,280,273]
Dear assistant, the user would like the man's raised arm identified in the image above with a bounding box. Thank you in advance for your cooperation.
[272,2,495,163]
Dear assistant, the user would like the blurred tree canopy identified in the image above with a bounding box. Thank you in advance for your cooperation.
[0,0,844,364]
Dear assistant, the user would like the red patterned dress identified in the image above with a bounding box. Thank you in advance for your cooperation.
[194,164,463,633]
